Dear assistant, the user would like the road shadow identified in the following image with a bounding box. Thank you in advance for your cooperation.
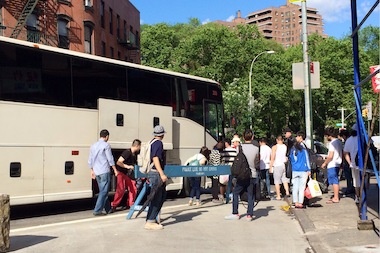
[8,235,57,252]
[252,205,276,220]
[161,209,208,227]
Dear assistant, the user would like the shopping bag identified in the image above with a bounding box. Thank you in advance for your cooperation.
[304,187,312,199]
[219,175,229,185]
[307,178,322,198]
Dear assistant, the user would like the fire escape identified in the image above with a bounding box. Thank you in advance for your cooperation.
[10,0,39,39]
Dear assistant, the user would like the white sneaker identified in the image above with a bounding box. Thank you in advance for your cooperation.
[355,196,359,204]
[144,222,164,230]
[224,214,240,220]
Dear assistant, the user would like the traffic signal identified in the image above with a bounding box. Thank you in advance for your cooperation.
[362,108,368,118]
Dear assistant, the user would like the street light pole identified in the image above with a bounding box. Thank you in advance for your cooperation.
[249,50,275,129]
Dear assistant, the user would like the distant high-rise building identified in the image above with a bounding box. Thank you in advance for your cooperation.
[0,0,140,63]
[214,1,327,48]
[246,0,326,47]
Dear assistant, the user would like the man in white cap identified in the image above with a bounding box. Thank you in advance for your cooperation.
[145,125,168,230]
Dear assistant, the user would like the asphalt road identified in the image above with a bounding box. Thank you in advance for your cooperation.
[10,191,188,230]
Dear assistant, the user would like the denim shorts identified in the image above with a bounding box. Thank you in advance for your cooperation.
[327,167,339,185]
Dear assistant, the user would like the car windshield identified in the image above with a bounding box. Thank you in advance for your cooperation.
[315,142,328,155]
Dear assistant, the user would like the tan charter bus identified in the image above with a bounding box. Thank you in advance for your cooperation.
[0,36,225,205]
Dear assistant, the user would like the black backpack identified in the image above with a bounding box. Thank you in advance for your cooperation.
[230,145,251,181]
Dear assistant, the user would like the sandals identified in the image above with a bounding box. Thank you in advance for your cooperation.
[326,199,339,204]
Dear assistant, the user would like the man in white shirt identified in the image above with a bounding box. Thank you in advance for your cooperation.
[259,138,272,198]
[321,127,343,204]
[343,125,359,203]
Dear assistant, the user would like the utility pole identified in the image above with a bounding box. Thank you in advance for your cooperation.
[301,0,313,149]
[338,107,346,128]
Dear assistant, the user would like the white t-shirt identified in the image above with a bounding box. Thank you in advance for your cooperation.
[343,136,358,168]
[327,138,343,168]
[260,144,271,170]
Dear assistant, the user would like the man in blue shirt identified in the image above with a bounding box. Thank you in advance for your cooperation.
[88,129,117,216]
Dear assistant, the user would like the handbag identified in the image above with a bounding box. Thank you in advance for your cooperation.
[126,168,136,180]
[307,177,322,198]
[304,186,312,199]
[285,161,292,178]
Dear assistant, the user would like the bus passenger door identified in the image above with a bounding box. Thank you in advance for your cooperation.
[203,100,224,146]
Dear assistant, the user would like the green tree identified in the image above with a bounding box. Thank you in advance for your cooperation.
[140,20,379,140]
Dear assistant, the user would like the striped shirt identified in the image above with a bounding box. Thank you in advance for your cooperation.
[220,147,237,165]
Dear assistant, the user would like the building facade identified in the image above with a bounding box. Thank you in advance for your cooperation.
[246,0,326,48]
[0,0,140,63]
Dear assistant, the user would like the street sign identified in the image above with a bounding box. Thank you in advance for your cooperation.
[292,61,320,89]
[366,101,372,121]
[336,123,345,127]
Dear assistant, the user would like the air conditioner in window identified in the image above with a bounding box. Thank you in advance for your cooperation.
[84,0,92,7]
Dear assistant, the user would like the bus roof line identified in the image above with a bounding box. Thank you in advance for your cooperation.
[0,36,219,86]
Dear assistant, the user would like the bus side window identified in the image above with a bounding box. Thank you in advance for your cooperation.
[65,161,74,175]
[10,162,21,177]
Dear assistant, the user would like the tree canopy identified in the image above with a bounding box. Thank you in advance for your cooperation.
[140,19,379,141]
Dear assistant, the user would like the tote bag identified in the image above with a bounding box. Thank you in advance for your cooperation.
[307,178,322,198]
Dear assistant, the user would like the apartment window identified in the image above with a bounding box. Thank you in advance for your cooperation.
[136,31,139,46]
[84,0,92,7]
[110,47,114,58]
[117,51,121,60]
[116,15,120,38]
[26,14,39,43]
[100,0,105,28]
[58,19,69,49]
[84,25,93,54]
[123,20,127,40]
[109,8,113,34]
[101,41,106,56]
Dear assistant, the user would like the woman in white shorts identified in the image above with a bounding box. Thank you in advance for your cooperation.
[270,135,290,200]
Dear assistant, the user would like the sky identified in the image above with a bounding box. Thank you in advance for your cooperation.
[129,0,379,38]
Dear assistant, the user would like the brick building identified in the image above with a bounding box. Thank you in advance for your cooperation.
[246,0,326,48]
[215,0,327,48]
[0,0,140,63]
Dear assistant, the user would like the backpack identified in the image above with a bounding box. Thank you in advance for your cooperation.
[188,154,201,166]
[139,138,159,174]
[230,145,251,181]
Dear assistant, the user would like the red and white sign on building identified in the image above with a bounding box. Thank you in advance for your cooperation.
[370,65,380,93]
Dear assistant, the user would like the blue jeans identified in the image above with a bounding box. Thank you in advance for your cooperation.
[260,169,271,195]
[189,177,201,200]
[292,171,309,204]
[94,172,111,214]
[146,171,167,222]
[232,178,256,216]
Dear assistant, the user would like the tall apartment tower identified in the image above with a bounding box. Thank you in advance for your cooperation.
[0,0,140,63]
[246,0,326,47]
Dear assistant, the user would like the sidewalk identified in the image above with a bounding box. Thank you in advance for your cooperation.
[288,176,379,253]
